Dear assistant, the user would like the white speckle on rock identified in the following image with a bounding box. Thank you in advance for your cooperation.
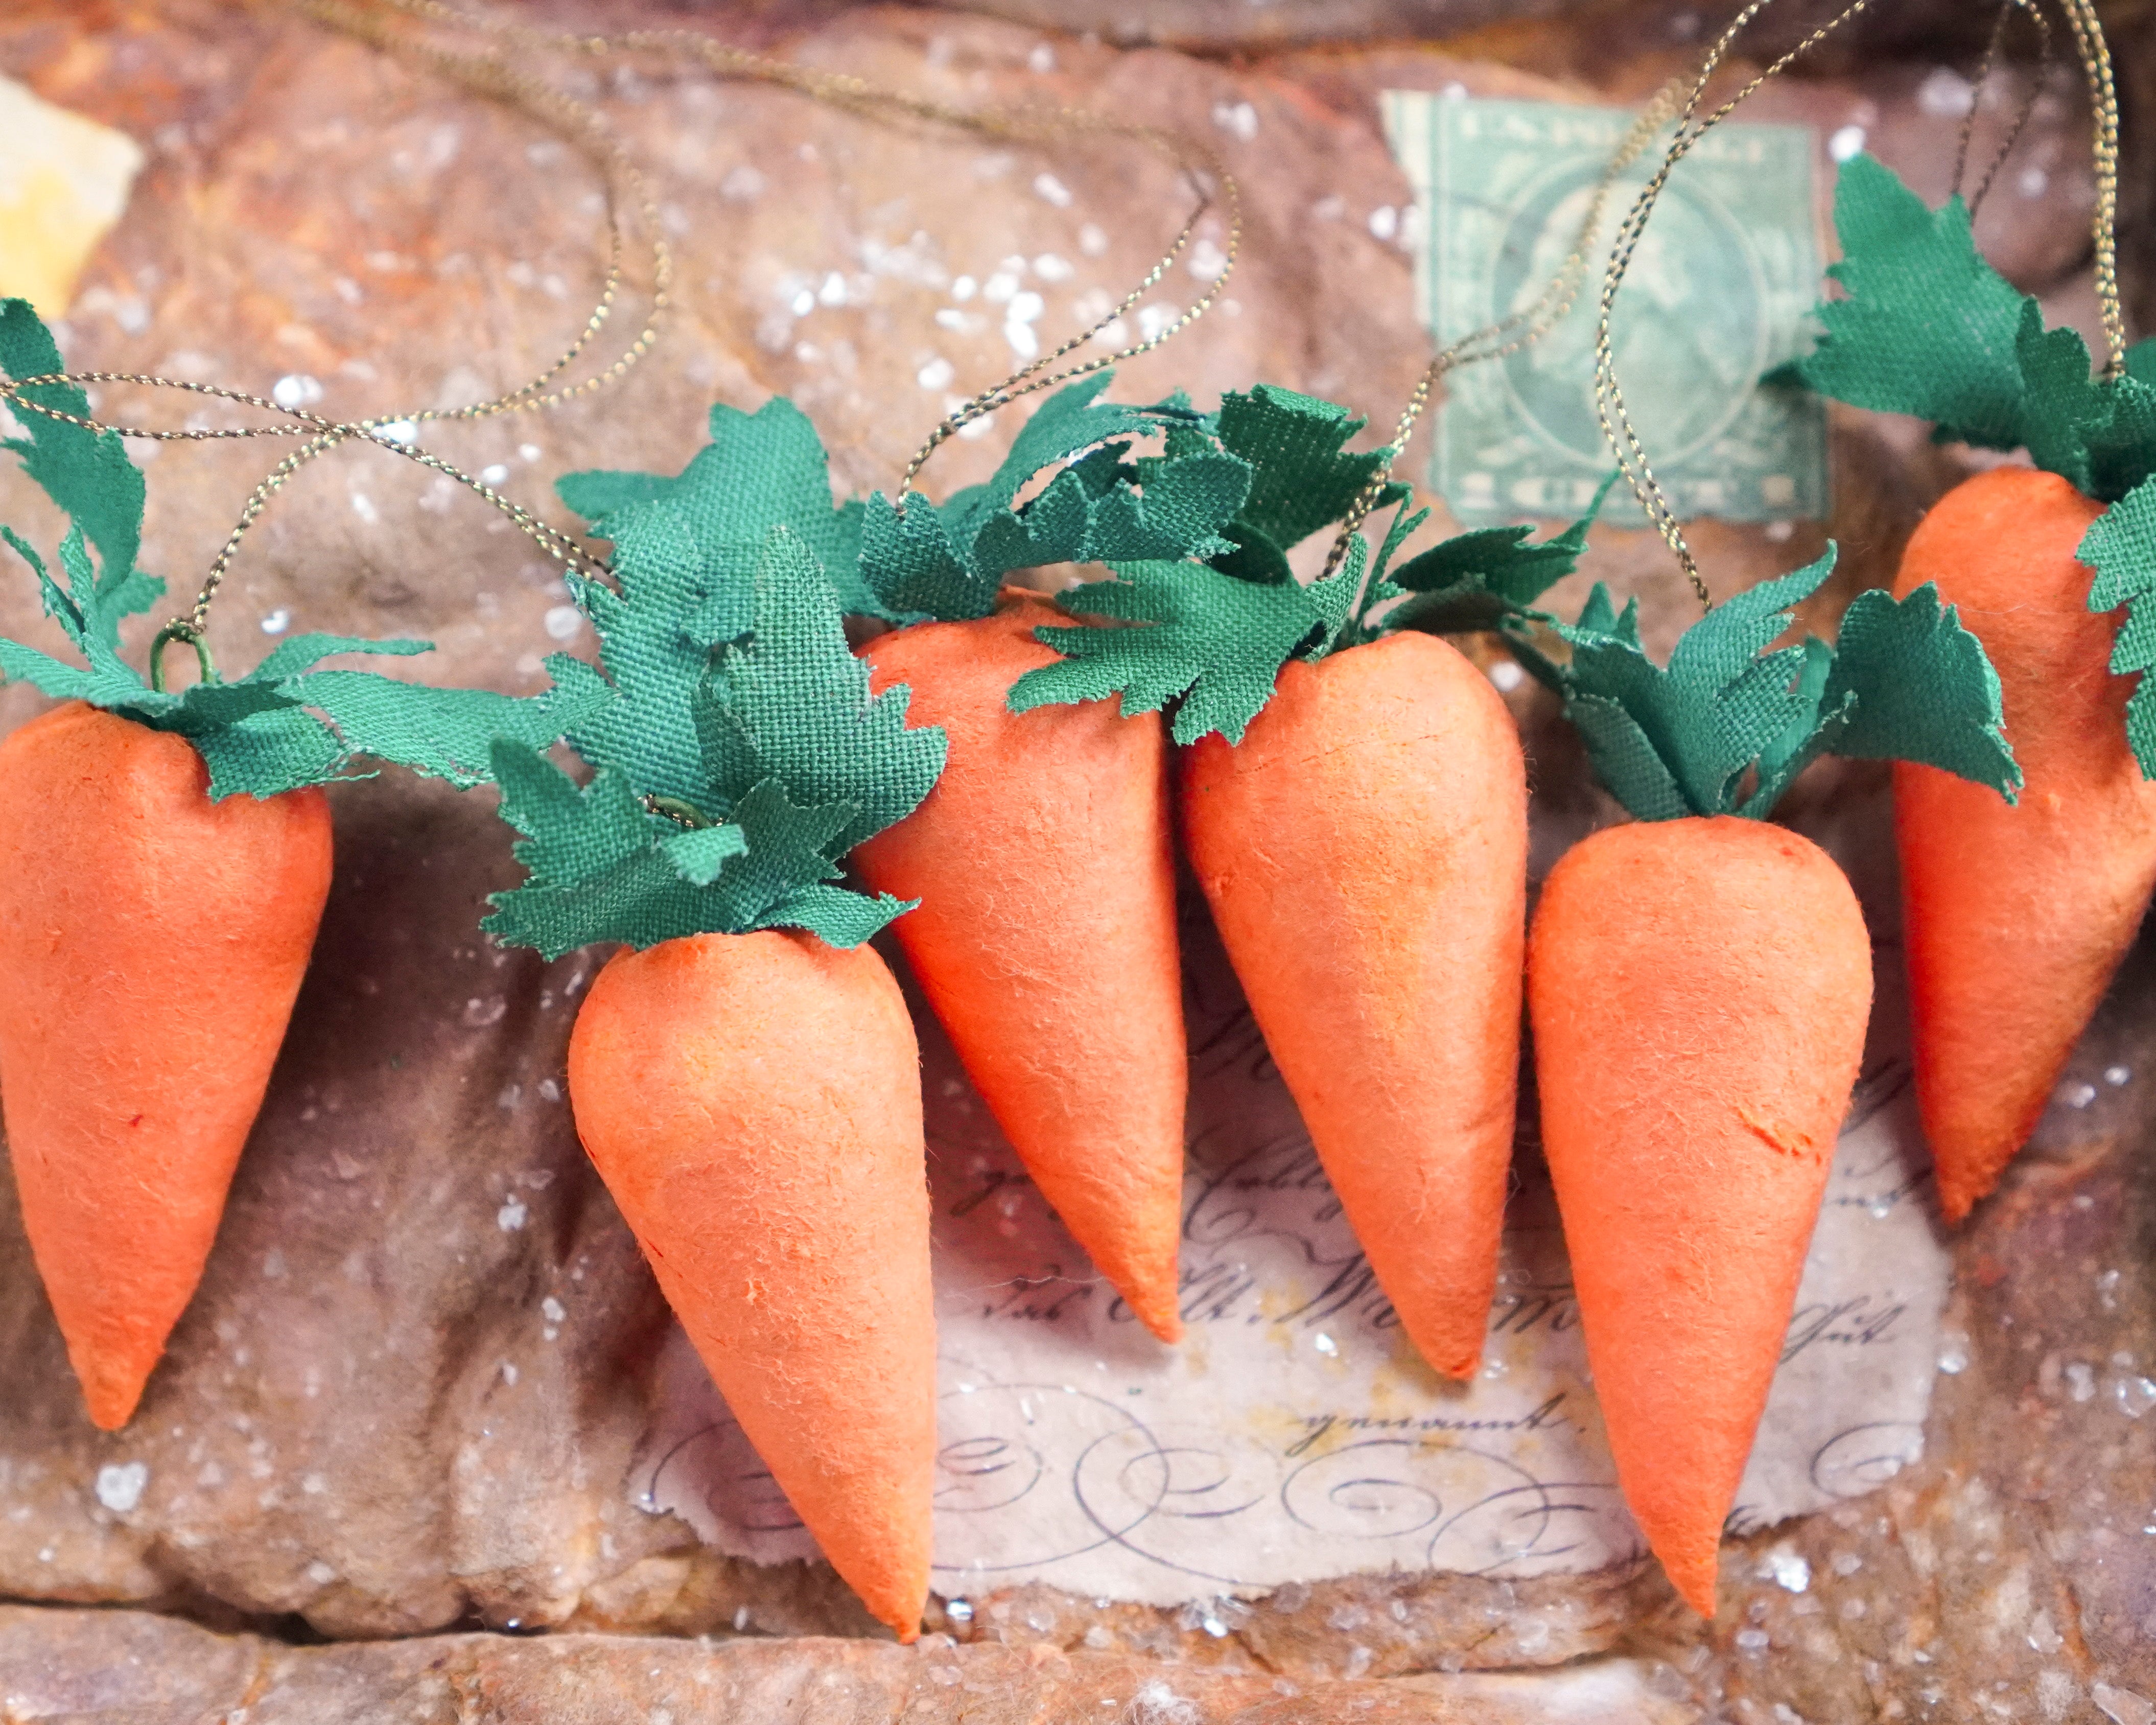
[94,1462,148,1513]
[1187,237,1230,283]
[818,271,847,307]
[260,608,291,636]
[1368,205,1399,241]
[1312,1332,1338,1357]
[350,493,379,524]
[1079,224,1108,258]
[1129,1678,1202,1724]
[1760,1543,1810,1593]
[1937,1332,1971,1374]
[1137,303,1179,343]
[542,1297,567,1323]
[789,288,814,318]
[982,270,1021,305]
[720,165,764,201]
[2113,1374,2156,1418]
[2094,1682,2156,1725]
[1033,253,1073,282]
[1033,172,1073,207]
[480,463,510,486]
[519,443,542,463]
[500,1361,519,1387]
[917,356,954,391]
[374,419,417,446]
[465,996,508,1028]
[301,1473,327,1495]
[2020,166,2050,199]
[1005,321,1040,360]
[2105,1064,2132,1086]
[1917,67,1976,118]
[1489,660,1525,693]
[2067,1360,2098,1402]
[272,374,323,411]
[537,1079,561,1104]
[262,1250,286,1280]
[544,604,585,642]
[1211,100,1258,143]
[1734,1626,1770,1651]
[946,1598,973,1621]
[1027,42,1055,73]
[1829,125,1867,162]
[498,1198,528,1232]
[1006,291,1045,327]
[950,274,977,301]
[2061,1079,2099,1109]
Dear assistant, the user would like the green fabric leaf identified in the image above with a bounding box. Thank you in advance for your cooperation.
[1787,156,2156,502]
[696,528,945,853]
[245,632,430,683]
[1212,385,1402,552]
[1555,556,1839,819]
[558,396,883,620]
[1382,476,1615,638]
[187,707,351,801]
[1009,560,1330,745]
[559,503,723,802]
[1823,582,2019,797]
[483,525,946,957]
[1,297,149,622]
[1787,154,2029,450]
[2080,474,2156,776]
[1554,550,2020,819]
[292,661,604,790]
[856,374,1247,622]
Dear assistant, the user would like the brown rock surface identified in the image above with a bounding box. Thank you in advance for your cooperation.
[0,1,2152,1719]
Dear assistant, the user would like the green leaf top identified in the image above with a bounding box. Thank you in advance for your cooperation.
[1007,398,1605,745]
[1008,551,1364,745]
[0,298,593,799]
[2079,473,2156,777]
[1788,154,2156,503]
[558,395,878,627]
[483,527,946,959]
[856,374,1249,622]
[1543,549,2019,821]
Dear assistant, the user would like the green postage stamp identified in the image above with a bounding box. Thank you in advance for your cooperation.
[1381,93,1827,528]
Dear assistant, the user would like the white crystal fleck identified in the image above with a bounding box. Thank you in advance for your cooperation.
[93,1462,147,1513]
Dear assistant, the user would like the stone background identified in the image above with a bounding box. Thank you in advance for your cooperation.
[2,1,2154,1719]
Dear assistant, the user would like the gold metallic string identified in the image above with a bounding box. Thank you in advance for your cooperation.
[1319,78,1687,581]
[1593,0,1879,611]
[298,0,1241,494]
[0,0,1236,652]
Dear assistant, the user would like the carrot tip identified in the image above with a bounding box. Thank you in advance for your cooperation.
[76,1355,153,1432]
[1663,1552,1721,1618]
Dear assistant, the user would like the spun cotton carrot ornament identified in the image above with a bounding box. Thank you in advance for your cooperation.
[557,376,1251,1341]
[1518,554,2019,1614]
[481,476,948,1637]
[1785,152,2156,1219]
[1007,383,1606,1378]
[0,300,592,1430]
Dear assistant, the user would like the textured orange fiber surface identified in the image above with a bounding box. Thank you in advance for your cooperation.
[1180,631,1526,1381]
[1528,815,1871,1616]
[1893,465,2156,1220]
[566,929,936,1640]
[0,702,331,1431]
[855,592,1188,1342]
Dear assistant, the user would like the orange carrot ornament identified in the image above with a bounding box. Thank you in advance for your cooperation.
[1519,554,2018,1614]
[1786,150,2156,1218]
[0,300,591,1430]
[481,493,948,1639]
[1008,384,1604,1378]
